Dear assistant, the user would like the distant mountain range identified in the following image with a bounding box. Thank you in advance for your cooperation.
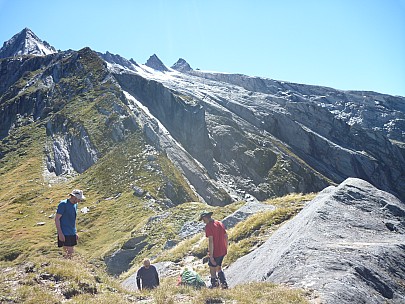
[1,28,405,304]
[1,27,404,204]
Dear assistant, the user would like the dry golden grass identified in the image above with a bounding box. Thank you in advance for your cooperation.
[0,115,316,303]
[146,277,309,304]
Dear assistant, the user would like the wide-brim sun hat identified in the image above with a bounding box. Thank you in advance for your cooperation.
[199,211,213,221]
[70,189,85,200]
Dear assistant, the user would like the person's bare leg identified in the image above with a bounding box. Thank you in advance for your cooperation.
[64,246,74,259]
[209,266,219,287]
[217,266,228,289]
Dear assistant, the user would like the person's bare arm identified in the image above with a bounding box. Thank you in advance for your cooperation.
[55,214,65,242]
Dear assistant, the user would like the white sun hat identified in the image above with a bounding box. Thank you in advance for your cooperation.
[70,189,85,200]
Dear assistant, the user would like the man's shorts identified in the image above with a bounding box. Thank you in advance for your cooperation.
[57,235,77,247]
[208,255,225,267]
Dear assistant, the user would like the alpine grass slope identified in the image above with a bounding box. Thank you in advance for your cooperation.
[0,28,404,303]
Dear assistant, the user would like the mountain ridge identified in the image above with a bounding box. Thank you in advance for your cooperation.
[0,27,56,58]
[1,28,404,303]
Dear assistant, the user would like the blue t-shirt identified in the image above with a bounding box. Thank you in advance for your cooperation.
[56,199,77,235]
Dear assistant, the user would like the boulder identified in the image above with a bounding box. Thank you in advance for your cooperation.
[225,178,405,304]
[105,235,148,276]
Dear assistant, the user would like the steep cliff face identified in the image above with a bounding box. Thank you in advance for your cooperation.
[45,114,98,175]
[147,67,405,202]
[115,73,213,167]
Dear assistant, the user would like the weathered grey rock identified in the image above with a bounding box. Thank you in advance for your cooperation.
[105,235,148,275]
[132,185,145,197]
[222,201,276,229]
[163,239,177,250]
[171,58,192,73]
[45,115,98,175]
[98,51,138,71]
[119,77,232,206]
[179,221,205,239]
[122,235,147,250]
[145,54,169,72]
[225,178,405,304]
[0,27,56,59]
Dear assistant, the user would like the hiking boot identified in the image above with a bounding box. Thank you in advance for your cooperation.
[218,271,228,289]
[209,277,219,289]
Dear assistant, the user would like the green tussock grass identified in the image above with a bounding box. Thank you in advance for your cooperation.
[1,47,318,303]
[137,276,309,304]
[0,254,137,304]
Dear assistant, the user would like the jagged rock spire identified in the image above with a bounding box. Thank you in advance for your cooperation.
[0,27,57,59]
[145,54,169,72]
[171,58,192,73]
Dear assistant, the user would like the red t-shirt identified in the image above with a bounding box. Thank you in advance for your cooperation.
[205,220,227,258]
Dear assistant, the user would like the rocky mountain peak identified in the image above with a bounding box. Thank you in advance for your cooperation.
[98,51,138,70]
[171,58,192,72]
[145,53,169,72]
[0,27,57,59]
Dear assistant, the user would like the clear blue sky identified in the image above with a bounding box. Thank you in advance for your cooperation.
[1,0,404,96]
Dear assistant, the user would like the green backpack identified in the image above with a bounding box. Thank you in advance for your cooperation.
[179,269,206,289]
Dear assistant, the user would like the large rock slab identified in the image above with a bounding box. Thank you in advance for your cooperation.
[222,201,275,229]
[225,178,405,304]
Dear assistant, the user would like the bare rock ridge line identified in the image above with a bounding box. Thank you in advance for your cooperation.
[0,27,56,58]
[225,178,405,304]
[1,28,405,206]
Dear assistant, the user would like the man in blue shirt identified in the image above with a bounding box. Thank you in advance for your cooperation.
[136,259,160,290]
[55,189,85,258]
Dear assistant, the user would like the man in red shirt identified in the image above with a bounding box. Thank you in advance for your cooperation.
[199,211,228,289]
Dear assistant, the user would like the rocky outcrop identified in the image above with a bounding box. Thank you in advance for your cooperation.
[98,51,138,71]
[145,54,169,72]
[222,201,275,229]
[123,90,232,206]
[45,114,98,175]
[104,235,148,276]
[115,73,212,163]
[226,178,405,304]
[171,58,192,73]
[0,27,56,59]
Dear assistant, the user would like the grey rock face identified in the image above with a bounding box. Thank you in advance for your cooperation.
[98,51,138,71]
[116,74,232,206]
[179,221,205,239]
[134,66,405,202]
[222,201,275,229]
[171,58,192,72]
[225,178,405,304]
[145,54,169,72]
[0,28,56,59]
[105,235,148,276]
[45,115,98,175]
